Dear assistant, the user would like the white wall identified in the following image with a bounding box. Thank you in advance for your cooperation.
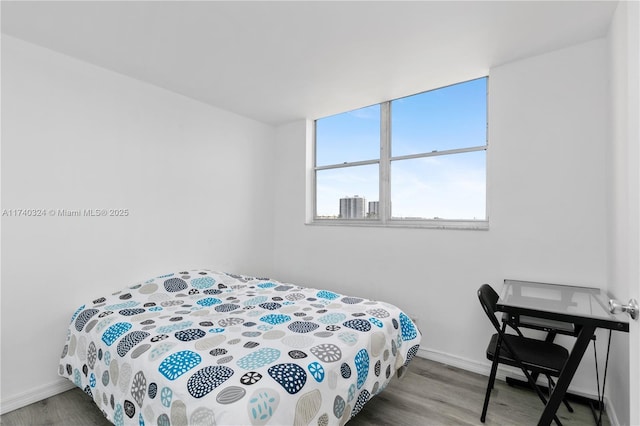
[0,36,275,411]
[272,39,610,395]
[607,1,640,425]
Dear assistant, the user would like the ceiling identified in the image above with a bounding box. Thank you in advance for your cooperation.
[1,1,618,125]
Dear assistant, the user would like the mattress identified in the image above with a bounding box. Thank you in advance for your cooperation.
[59,269,421,425]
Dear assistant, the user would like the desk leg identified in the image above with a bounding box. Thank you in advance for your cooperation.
[537,325,596,426]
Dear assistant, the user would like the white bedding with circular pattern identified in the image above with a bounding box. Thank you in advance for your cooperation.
[59,269,421,426]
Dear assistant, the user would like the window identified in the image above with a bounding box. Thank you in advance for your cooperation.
[313,77,488,229]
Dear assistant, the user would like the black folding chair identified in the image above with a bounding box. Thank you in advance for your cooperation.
[478,284,572,426]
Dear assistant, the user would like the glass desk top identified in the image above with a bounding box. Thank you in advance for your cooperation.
[497,279,629,332]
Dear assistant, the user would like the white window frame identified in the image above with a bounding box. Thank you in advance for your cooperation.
[308,78,489,230]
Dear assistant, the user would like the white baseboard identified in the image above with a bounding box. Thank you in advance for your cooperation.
[0,379,75,416]
[605,398,622,426]
[415,347,622,426]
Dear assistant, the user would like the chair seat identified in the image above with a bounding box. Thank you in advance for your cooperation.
[487,333,569,376]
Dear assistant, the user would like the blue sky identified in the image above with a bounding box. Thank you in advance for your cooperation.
[316,77,487,219]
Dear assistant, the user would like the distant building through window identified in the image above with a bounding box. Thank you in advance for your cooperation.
[367,201,379,219]
[339,195,365,219]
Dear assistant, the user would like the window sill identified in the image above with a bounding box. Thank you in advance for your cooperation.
[306,218,489,230]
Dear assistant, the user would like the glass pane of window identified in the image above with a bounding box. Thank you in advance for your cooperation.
[316,104,380,166]
[316,164,379,219]
[390,150,486,220]
[391,77,487,157]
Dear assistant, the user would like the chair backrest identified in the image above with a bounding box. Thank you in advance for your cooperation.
[478,284,502,332]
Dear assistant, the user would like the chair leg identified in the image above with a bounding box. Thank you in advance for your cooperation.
[564,398,574,413]
[547,375,574,413]
[519,368,564,426]
[481,356,500,422]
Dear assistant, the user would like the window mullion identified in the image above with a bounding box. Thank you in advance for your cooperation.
[389,145,487,162]
[380,102,391,223]
[315,158,380,171]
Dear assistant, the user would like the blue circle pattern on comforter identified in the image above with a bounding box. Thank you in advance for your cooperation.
[59,270,421,426]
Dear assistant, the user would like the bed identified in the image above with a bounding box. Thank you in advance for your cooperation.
[59,269,421,426]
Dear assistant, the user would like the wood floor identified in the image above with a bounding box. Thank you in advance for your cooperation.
[1,357,607,426]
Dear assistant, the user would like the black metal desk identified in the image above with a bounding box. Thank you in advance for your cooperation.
[497,280,629,426]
